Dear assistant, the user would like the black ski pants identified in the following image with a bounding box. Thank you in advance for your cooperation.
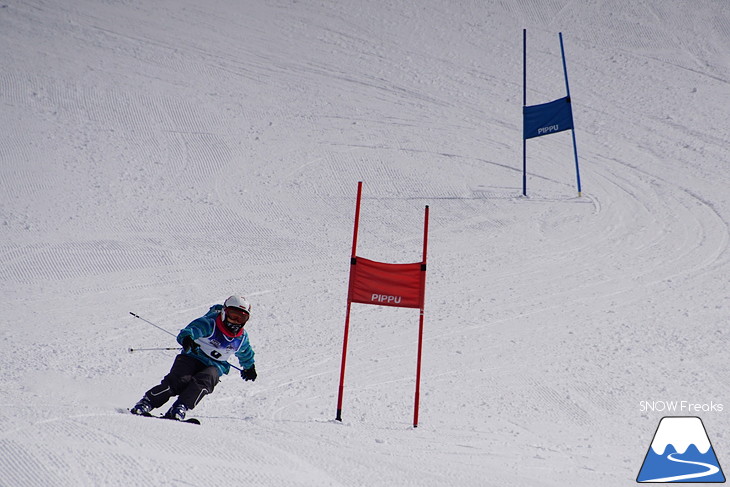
[145,354,220,410]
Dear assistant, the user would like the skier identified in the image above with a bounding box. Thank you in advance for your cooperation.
[130,295,257,421]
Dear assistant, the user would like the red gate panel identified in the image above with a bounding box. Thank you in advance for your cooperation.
[349,257,424,309]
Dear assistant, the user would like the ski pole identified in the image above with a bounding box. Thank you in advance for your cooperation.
[129,312,243,372]
[128,347,182,353]
[129,312,177,338]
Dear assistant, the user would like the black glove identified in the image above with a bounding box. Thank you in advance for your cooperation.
[182,336,199,353]
[241,365,257,382]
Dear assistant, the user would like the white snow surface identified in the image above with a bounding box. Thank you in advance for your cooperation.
[2,0,730,485]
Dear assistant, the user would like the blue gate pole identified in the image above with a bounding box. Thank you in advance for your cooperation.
[559,32,582,197]
[522,29,527,197]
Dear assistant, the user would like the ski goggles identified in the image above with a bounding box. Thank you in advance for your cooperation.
[224,306,250,325]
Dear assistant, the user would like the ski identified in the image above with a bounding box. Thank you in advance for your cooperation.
[127,409,201,425]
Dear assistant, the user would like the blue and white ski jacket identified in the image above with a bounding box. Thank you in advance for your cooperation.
[176,304,255,376]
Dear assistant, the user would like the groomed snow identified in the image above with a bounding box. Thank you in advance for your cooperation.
[1,1,729,485]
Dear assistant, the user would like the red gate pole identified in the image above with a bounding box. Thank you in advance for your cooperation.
[413,205,429,428]
[336,181,363,421]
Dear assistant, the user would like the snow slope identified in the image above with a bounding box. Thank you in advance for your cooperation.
[1,0,729,485]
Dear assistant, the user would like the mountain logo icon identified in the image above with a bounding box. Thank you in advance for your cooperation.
[637,416,725,483]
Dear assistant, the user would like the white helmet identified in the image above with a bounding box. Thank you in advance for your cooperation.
[221,295,251,334]
[223,295,251,314]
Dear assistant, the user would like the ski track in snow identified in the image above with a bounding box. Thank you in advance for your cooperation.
[1,0,730,485]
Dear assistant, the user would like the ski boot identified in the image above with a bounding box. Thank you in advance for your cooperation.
[163,401,188,421]
[130,396,153,416]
